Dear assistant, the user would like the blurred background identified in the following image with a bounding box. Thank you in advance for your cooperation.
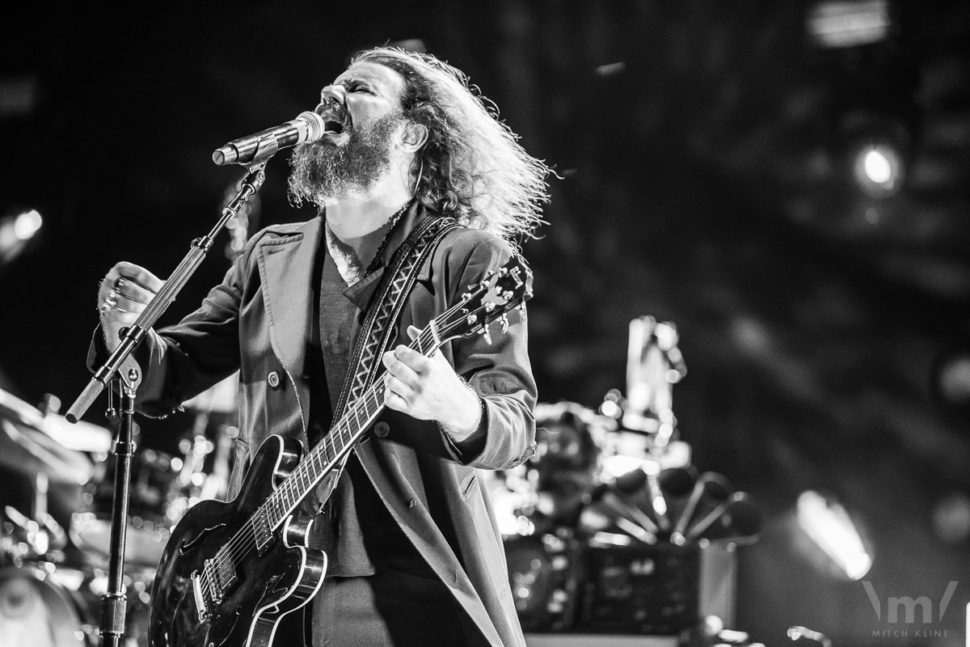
[1,1,968,646]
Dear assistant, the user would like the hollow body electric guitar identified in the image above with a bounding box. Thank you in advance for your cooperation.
[148,256,533,647]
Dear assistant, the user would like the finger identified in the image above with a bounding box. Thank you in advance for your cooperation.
[106,292,147,314]
[392,345,430,374]
[112,277,156,305]
[383,381,409,413]
[382,351,421,388]
[114,261,164,292]
[385,375,416,402]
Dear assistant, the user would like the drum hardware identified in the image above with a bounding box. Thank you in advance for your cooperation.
[0,564,95,647]
[503,317,763,636]
[0,386,156,646]
[70,446,178,569]
[0,417,93,487]
[670,472,734,545]
[505,528,583,632]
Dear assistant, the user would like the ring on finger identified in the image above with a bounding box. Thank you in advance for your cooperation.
[113,277,126,293]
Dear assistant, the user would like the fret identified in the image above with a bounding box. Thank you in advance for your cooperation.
[281,482,294,513]
[305,447,319,482]
[337,422,349,452]
[265,497,279,528]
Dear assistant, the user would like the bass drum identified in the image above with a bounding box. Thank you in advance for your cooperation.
[0,565,95,647]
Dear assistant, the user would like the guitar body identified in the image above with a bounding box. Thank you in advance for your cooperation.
[149,435,327,647]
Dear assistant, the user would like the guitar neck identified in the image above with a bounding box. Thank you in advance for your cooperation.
[258,325,442,531]
[239,255,531,543]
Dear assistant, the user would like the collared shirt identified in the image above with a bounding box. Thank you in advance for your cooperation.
[307,217,433,578]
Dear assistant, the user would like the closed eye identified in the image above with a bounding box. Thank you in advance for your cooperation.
[346,82,375,94]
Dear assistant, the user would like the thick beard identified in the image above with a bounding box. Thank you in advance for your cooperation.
[287,113,401,208]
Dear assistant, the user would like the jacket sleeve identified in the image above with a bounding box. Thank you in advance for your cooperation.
[87,250,248,419]
[437,231,538,471]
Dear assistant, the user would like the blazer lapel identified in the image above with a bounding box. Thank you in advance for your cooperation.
[256,217,322,427]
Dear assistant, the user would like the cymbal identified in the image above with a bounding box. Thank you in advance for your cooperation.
[0,387,111,453]
[0,387,45,430]
[0,418,92,485]
[41,413,112,454]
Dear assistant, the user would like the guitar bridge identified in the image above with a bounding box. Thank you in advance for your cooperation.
[190,570,211,622]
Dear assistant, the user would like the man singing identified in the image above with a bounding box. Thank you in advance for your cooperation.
[94,47,550,646]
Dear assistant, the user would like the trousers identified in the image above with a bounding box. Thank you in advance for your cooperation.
[308,569,475,646]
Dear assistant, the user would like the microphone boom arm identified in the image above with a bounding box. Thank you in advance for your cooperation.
[66,162,268,422]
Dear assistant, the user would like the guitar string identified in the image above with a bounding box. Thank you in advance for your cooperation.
[201,271,520,597]
[206,301,472,584]
[207,271,524,593]
[210,321,442,581]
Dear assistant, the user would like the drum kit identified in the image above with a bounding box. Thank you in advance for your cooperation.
[0,385,236,647]
[493,317,764,635]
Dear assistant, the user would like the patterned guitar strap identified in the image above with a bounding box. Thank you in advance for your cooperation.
[315,213,458,504]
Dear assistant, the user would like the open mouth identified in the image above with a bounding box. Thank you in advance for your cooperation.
[323,120,344,135]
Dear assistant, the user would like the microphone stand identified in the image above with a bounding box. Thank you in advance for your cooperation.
[65,160,268,647]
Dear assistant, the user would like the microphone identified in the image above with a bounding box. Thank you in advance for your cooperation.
[670,472,733,545]
[691,492,761,545]
[212,111,326,166]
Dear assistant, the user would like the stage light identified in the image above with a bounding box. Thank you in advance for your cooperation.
[0,209,43,263]
[807,0,891,48]
[851,142,904,197]
[931,342,970,414]
[836,110,911,199]
[797,490,872,580]
[14,209,42,240]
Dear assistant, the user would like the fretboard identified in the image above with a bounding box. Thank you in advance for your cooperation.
[256,327,439,532]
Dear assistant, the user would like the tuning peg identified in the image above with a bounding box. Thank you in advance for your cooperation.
[479,270,495,290]
[500,314,510,333]
[481,325,493,345]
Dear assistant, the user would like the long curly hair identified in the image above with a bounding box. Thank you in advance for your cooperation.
[353,47,551,243]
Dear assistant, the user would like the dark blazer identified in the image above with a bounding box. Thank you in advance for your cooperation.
[119,202,537,647]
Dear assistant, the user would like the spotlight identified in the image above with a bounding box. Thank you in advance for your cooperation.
[837,111,911,199]
[851,142,904,197]
[796,490,872,580]
[0,208,43,264]
[806,0,892,49]
[931,341,970,415]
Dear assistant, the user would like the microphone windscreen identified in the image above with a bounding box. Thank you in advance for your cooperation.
[614,468,647,494]
[658,466,697,498]
[296,111,326,141]
[671,472,734,540]
[695,493,762,543]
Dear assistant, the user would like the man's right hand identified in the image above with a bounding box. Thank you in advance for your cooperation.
[97,262,164,351]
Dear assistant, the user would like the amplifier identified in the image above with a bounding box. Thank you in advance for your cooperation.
[576,543,700,635]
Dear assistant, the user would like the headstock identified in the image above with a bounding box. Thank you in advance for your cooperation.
[434,255,533,345]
